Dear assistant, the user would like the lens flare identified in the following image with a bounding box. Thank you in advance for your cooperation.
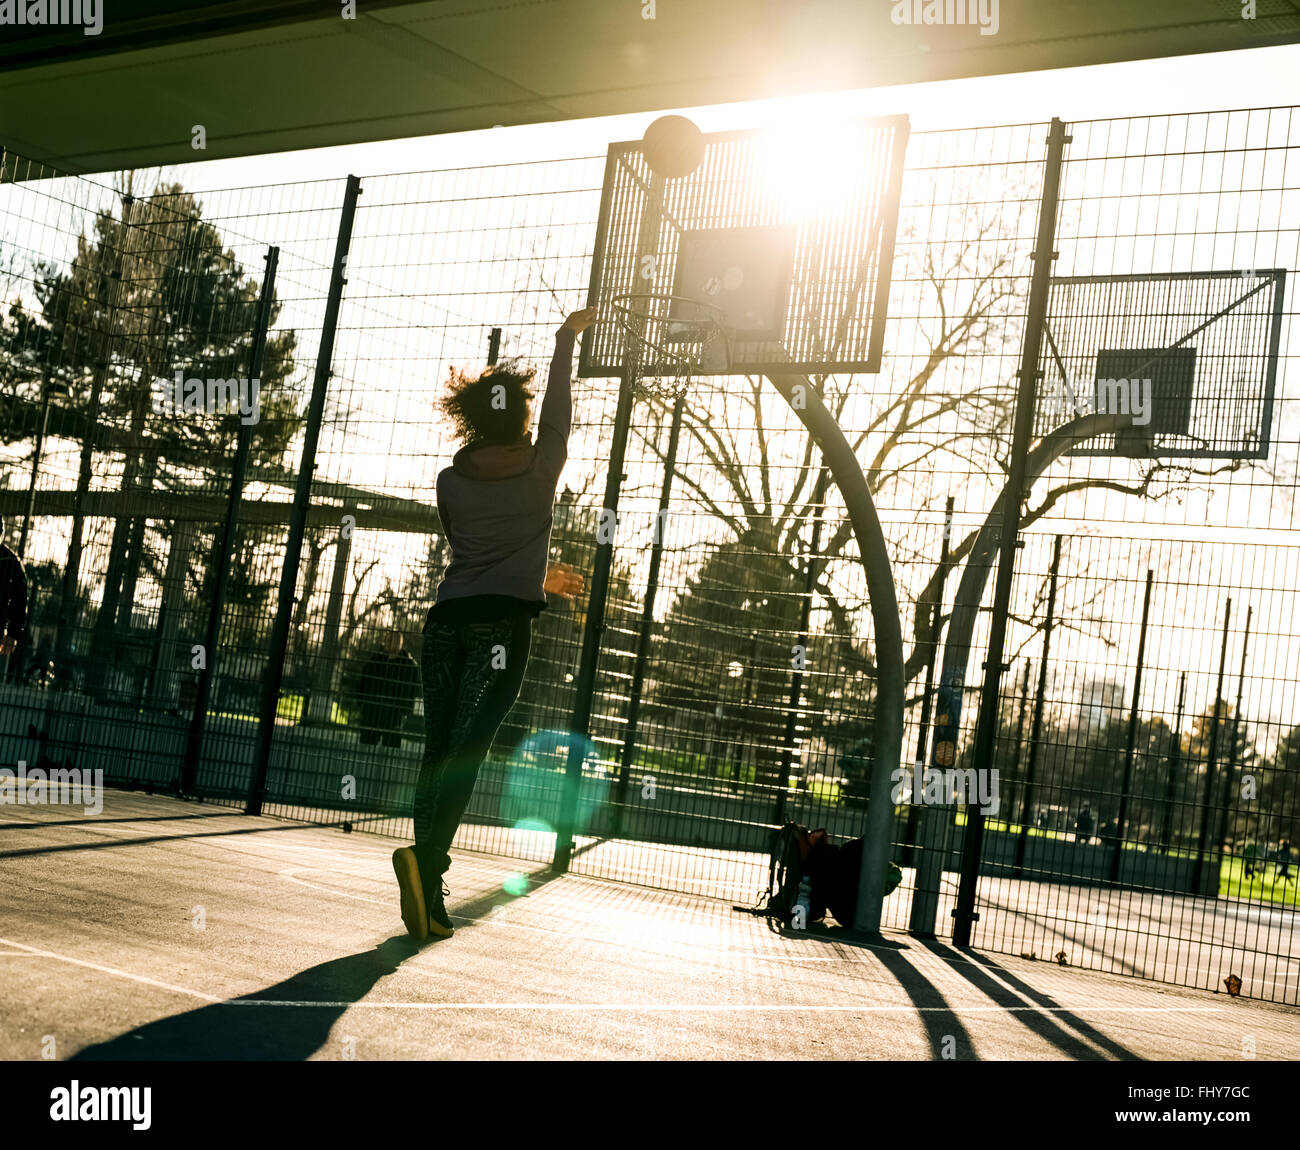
[503,872,530,897]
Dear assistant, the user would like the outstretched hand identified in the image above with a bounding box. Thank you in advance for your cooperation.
[561,307,598,334]
[544,561,585,600]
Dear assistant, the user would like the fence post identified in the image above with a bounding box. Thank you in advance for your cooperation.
[1110,567,1154,884]
[18,373,56,560]
[951,117,1071,948]
[146,520,196,707]
[246,177,361,815]
[1008,657,1031,813]
[55,190,136,689]
[554,163,665,873]
[1160,671,1187,853]
[554,367,636,870]
[306,523,352,725]
[773,464,830,826]
[614,389,685,835]
[902,495,954,866]
[1216,605,1251,855]
[1191,597,1231,895]
[1013,533,1061,875]
[179,246,280,795]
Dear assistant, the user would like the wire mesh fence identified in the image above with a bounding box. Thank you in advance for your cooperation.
[1,103,1298,1002]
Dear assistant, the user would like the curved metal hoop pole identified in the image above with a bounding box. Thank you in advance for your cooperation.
[908,410,1134,934]
[766,370,904,935]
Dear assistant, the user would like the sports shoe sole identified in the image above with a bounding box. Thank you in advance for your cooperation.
[392,848,428,942]
[426,914,454,940]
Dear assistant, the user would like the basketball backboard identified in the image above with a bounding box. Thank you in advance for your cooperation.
[579,116,909,379]
[1035,269,1286,459]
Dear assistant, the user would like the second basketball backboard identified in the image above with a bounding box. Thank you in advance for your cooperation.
[1036,269,1286,460]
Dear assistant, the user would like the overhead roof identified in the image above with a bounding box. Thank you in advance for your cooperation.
[3,0,1300,174]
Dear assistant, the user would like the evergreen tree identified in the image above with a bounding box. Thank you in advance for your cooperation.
[0,181,301,674]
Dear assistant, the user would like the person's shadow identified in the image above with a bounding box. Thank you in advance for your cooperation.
[71,936,420,1061]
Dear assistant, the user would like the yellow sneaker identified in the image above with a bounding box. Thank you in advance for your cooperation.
[392,848,428,941]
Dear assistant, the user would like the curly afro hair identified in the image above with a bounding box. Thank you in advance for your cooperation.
[437,360,536,447]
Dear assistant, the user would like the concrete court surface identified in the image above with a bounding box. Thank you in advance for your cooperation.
[1,790,1297,1061]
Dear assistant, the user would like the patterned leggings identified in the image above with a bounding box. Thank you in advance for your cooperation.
[412,614,532,884]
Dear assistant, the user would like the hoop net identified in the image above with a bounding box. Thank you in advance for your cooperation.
[606,292,728,400]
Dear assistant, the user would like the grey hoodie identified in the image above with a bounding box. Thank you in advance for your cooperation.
[432,326,575,612]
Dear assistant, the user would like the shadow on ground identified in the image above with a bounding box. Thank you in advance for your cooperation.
[71,863,562,1061]
[751,916,1140,1061]
[71,935,419,1060]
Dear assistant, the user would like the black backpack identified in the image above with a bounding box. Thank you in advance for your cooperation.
[752,822,838,922]
[740,822,903,927]
[764,822,809,920]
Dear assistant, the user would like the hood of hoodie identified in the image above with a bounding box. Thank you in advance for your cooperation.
[452,437,536,481]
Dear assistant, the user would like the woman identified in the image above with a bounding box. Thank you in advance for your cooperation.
[393,306,597,941]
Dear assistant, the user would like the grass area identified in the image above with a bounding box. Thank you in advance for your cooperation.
[949,813,1299,907]
[209,695,351,726]
[804,776,843,804]
[953,810,1070,841]
[1218,857,1298,906]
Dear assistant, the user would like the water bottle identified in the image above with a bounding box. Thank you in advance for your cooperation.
[791,877,812,930]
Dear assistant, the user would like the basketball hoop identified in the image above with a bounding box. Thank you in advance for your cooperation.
[606,291,729,400]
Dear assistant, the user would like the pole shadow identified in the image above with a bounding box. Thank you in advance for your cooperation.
[750,919,980,1060]
[962,948,1145,1061]
[917,939,1143,1060]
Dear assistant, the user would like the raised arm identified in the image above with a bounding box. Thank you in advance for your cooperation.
[536,307,597,475]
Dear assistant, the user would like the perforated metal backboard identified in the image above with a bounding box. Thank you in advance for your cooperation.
[579,115,909,378]
[1035,269,1286,459]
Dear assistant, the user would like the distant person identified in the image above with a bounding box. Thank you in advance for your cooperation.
[1243,841,1259,879]
[1276,840,1293,883]
[356,630,421,748]
[391,306,595,943]
[24,627,54,687]
[0,517,28,681]
[1074,803,1095,844]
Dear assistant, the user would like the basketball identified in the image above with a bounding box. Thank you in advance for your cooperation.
[641,115,705,179]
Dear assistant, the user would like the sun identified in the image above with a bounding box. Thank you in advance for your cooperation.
[754,115,873,220]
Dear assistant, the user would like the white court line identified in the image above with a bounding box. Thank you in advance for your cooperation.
[280,867,392,906]
[278,867,839,961]
[0,937,1227,1017]
[59,820,387,865]
[0,937,220,1003]
[221,1001,1225,1013]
